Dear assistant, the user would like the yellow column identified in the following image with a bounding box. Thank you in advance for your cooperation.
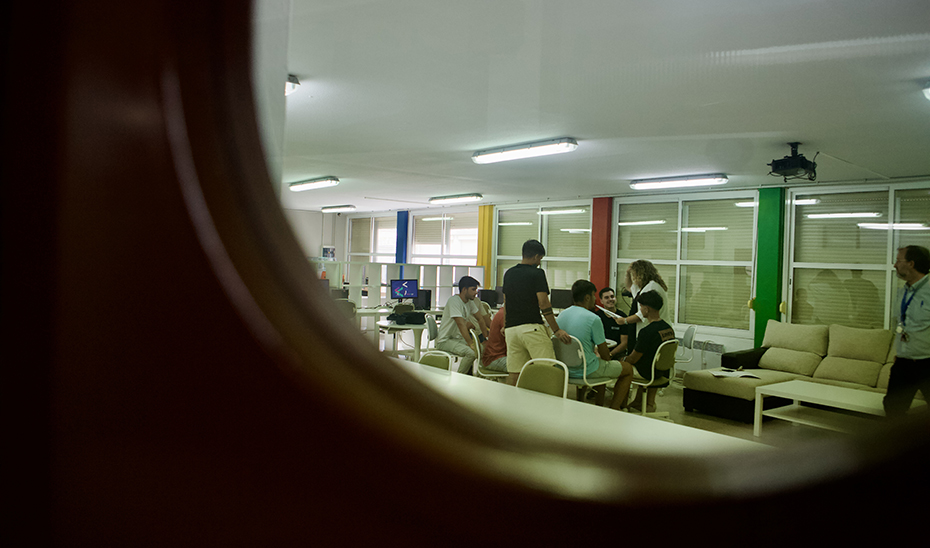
[477,205,495,288]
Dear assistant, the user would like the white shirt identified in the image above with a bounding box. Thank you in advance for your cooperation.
[632,281,671,333]
[437,294,480,344]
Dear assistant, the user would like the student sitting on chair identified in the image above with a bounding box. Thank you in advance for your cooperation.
[622,290,676,413]
[557,280,635,410]
[436,276,488,374]
[595,286,632,359]
[481,305,508,372]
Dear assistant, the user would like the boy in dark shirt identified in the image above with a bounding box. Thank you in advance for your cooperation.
[595,286,633,359]
[621,290,675,413]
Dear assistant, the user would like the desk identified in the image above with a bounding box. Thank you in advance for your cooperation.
[356,308,392,344]
[397,359,764,457]
[377,320,428,361]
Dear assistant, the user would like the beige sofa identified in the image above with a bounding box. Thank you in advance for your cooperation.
[682,320,900,423]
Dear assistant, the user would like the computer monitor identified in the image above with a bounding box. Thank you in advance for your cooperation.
[412,288,431,311]
[390,279,419,301]
[478,289,498,308]
[549,288,574,310]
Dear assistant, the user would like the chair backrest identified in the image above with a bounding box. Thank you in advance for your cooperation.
[426,315,438,341]
[681,325,696,349]
[418,350,453,370]
[653,339,679,372]
[516,358,568,398]
[551,334,585,377]
[393,303,414,314]
[333,298,357,320]
[469,329,483,372]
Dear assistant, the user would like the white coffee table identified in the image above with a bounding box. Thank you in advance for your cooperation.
[753,380,922,437]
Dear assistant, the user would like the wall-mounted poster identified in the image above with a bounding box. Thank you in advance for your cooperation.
[321,245,336,261]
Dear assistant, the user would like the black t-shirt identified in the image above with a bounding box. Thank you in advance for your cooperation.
[502,263,550,328]
[633,320,676,380]
[595,308,634,346]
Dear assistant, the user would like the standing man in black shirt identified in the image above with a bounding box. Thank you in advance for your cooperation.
[595,286,633,360]
[502,240,572,386]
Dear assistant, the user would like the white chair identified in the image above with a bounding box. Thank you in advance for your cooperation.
[551,335,613,405]
[631,339,679,420]
[516,358,569,398]
[470,328,508,381]
[675,325,696,365]
[418,350,455,371]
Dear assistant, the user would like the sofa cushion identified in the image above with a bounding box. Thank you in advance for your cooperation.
[827,324,893,364]
[758,347,822,376]
[876,362,893,390]
[762,320,828,355]
[812,356,882,387]
[809,377,885,393]
[683,368,805,401]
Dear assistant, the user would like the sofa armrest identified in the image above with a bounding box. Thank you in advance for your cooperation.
[721,347,767,370]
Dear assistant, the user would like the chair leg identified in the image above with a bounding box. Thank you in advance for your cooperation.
[595,386,606,406]
[576,386,587,402]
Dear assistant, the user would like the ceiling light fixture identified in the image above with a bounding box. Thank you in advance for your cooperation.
[560,228,591,233]
[617,220,666,226]
[858,223,929,230]
[735,201,757,207]
[421,216,452,222]
[288,176,339,192]
[793,199,821,205]
[629,174,728,190]
[681,227,728,232]
[806,212,881,219]
[538,208,587,215]
[428,193,483,205]
[498,222,533,226]
[472,137,578,164]
[321,205,356,213]
[924,81,930,101]
[285,74,300,96]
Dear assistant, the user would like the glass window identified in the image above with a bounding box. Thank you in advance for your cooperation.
[794,191,889,264]
[682,199,754,262]
[349,218,372,255]
[791,268,885,329]
[892,188,930,251]
[681,265,752,329]
[616,202,678,261]
[545,210,590,258]
[411,210,478,265]
[614,261,677,320]
[497,210,539,256]
[545,260,590,290]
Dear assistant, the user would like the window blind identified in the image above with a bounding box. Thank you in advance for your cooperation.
[682,199,754,262]
[616,202,678,260]
[372,216,396,256]
[545,211,590,258]
[791,268,885,329]
[794,191,889,264]
[497,209,539,256]
[894,189,930,250]
[350,218,372,254]
[412,215,443,256]
[448,211,478,257]
[681,265,752,329]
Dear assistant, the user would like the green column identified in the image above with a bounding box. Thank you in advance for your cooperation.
[754,187,786,346]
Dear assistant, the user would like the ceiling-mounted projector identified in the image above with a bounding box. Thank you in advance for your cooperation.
[768,142,817,182]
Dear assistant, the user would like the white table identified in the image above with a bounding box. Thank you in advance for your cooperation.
[356,308,392,344]
[377,320,428,361]
[753,380,924,437]
[397,359,765,457]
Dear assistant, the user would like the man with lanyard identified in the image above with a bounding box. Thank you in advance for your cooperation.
[883,245,930,418]
[502,240,572,386]
[595,286,633,360]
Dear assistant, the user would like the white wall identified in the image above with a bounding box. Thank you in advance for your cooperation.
[282,209,347,260]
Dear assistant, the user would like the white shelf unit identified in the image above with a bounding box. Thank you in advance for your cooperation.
[309,260,485,310]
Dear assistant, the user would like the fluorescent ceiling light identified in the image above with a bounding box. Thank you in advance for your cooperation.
[498,222,533,226]
[421,216,452,221]
[617,220,666,226]
[538,208,587,215]
[924,81,930,101]
[560,228,591,233]
[472,137,578,164]
[807,212,881,219]
[735,201,757,207]
[793,199,820,205]
[629,174,728,190]
[285,74,300,96]
[288,176,339,192]
[681,227,728,232]
[321,204,356,213]
[858,223,929,230]
[428,193,483,205]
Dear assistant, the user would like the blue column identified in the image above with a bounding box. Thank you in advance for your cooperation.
[395,211,409,269]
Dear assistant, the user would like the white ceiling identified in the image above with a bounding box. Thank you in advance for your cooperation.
[280,0,930,214]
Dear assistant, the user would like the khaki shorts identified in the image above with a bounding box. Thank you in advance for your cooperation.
[505,324,555,373]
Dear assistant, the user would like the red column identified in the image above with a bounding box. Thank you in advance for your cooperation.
[590,197,613,294]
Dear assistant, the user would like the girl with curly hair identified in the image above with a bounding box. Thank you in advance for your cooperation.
[618,259,671,330]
